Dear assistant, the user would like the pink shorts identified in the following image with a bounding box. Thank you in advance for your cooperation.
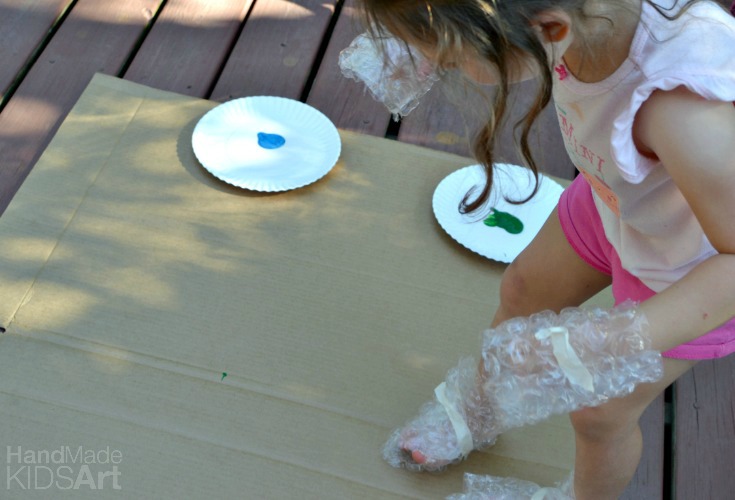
[558,175,735,360]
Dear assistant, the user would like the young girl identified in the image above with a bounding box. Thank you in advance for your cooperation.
[356,0,735,497]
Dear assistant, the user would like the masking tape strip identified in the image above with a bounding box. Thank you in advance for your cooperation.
[531,487,556,500]
[536,326,595,392]
[434,382,474,457]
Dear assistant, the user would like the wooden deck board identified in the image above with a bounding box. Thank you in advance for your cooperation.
[210,0,337,102]
[0,0,72,99]
[397,81,482,158]
[0,0,162,214]
[674,358,735,500]
[306,0,392,135]
[621,396,666,500]
[123,0,253,97]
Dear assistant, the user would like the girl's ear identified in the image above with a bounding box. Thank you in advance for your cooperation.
[531,10,573,43]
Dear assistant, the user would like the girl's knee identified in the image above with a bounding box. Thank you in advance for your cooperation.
[498,259,532,316]
[570,404,640,442]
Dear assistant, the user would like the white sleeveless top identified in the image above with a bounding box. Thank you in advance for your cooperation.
[552,0,735,292]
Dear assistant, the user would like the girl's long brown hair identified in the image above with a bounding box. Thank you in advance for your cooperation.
[359,0,703,214]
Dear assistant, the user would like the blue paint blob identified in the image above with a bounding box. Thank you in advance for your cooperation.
[257,132,286,149]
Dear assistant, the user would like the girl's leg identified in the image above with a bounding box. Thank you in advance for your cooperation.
[452,355,694,498]
[492,205,612,327]
[571,357,696,499]
[391,207,615,469]
[501,209,697,497]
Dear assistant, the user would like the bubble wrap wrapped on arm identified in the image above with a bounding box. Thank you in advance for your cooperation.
[338,32,438,117]
[383,302,663,471]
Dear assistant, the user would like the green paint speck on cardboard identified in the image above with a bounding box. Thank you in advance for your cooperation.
[484,208,524,234]
[221,372,227,381]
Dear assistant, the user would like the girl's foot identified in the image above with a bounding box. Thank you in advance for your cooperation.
[383,305,663,472]
[382,358,497,471]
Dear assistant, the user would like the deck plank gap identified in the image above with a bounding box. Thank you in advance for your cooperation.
[204,0,259,99]
[116,0,169,78]
[0,0,79,112]
[299,0,347,103]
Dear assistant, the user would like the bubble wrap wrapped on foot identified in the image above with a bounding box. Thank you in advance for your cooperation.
[383,303,663,471]
[447,472,575,500]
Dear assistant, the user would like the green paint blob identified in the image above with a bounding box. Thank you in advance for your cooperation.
[221,372,228,381]
[483,208,524,234]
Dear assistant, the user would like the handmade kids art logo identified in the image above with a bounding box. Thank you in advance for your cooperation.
[5,446,122,491]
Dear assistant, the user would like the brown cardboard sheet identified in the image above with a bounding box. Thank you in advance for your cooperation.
[0,74,610,498]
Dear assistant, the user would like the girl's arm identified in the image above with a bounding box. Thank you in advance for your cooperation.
[633,86,735,352]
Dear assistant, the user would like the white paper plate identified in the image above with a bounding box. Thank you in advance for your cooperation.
[192,96,341,191]
[432,164,564,263]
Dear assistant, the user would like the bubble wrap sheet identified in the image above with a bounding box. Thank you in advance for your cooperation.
[383,303,663,471]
